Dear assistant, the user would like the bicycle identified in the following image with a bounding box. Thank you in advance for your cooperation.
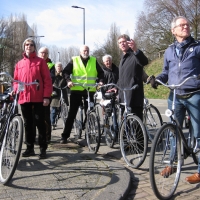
[73,83,101,154]
[99,85,121,148]
[0,72,38,185]
[143,96,163,142]
[102,83,148,168]
[149,75,200,199]
[52,85,69,130]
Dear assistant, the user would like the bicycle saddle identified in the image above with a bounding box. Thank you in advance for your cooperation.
[104,92,116,99]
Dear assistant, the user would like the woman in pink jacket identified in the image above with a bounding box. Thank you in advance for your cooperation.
[14,38,52,159]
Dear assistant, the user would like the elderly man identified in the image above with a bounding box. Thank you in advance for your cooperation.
[152,16,200,183]
[60,45,104,144]
[38,47,55,143]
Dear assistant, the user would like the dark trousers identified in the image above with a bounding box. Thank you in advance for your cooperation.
[62,92,94,139]
[21,102,47,150]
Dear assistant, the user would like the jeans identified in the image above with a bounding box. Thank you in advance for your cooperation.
[50,107,60,125]
[168,91,200,173]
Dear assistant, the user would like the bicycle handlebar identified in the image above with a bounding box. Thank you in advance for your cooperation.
[0,72,39,91]
[156,75,198,89]
[53,85,68,90]
[100,83,139,91]
[73,83,99,90]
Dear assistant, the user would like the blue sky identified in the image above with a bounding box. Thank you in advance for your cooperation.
[0,0,145,51]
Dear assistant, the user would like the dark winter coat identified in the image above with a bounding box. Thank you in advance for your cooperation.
[102,63,119,92]
[117,49,148,107]
[51,72,69,107]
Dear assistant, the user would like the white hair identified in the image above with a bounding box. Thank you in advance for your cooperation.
[102,54,112,62]
[55,62,63,69]
[38,46,49,54]
[171,16,189,29]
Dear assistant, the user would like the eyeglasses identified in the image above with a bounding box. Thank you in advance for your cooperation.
[25,43,34,47]
[39,52,48,54]
[174,23,190,28]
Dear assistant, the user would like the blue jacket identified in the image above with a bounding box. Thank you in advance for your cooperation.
[157,38,200,95]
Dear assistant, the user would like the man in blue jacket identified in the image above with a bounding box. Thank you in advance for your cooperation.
[152,16,200,183]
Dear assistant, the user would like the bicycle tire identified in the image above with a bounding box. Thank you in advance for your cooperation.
[61,103,68,128]
[144,104,163,142]
[104,116,115,148]
[120,114,148,168]
[73,119,82,139]
[0,116,23,185]
[86,112,101,154]
[149,123,181,199]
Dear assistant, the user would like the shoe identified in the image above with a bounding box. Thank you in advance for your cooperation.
[185,173,200,184]
[60,138,67,144]
[52,125,56,130]
[160,166,177,177]
[22,149,35,157]
[39,149,46,159]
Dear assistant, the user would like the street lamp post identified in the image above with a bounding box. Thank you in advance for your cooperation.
[72,6,85,45]
[58,52,60,62]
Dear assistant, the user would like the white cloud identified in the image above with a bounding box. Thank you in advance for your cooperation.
[1,0,145,51]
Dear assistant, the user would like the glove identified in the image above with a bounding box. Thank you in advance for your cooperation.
[149,75,158,89]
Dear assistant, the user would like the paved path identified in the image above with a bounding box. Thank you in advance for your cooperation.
[0,99,200,200]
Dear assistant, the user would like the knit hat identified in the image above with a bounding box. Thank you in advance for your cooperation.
[22,38,36,51]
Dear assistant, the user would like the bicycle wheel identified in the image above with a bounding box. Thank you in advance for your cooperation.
[144,104,163,142]
[120,114,148,168]
[104,116,115,148]
[86,112,101,154]
[61,103,68,128]
[149,123,181,199]
[73,119,82,139]
[0,116,23,185]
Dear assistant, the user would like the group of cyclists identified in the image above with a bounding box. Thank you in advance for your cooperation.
[6,15,200,197]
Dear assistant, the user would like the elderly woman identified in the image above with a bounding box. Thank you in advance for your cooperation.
[50,62,69,129]
[13,38,52,159]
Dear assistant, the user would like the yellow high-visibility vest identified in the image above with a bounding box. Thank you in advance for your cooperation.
[71,56,97,92]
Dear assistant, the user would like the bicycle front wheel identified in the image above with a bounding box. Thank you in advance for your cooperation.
[120,114,147,168]
[86,112,101,154]
[149,123,181,200]
[0,116,23,185]
[144,104,163,142]
[61,103,68,128]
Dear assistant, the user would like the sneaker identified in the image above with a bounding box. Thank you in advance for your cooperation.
[39,149,46,159]
[60,138,67,144]
[52,125,56,130]
[22,149,35,157]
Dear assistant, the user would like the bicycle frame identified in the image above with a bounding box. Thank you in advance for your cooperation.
[156,75,199,162]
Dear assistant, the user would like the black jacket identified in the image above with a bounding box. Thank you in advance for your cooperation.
[118,49,148,107]
[102,63,119,92]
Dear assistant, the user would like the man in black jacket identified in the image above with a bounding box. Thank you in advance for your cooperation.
[112,34,148,120]
[101,54,119,93]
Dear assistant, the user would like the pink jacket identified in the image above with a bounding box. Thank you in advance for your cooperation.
[14,52,53,104]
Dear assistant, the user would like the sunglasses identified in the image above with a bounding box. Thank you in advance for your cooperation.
[25,43,34,47]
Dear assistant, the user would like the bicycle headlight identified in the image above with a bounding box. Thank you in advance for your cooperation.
[165,109,173,117]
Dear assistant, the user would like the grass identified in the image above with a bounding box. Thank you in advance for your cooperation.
[144,58,169,99]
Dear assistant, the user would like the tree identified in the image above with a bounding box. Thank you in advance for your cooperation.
[134,0,200,60]
[92,23,121,66]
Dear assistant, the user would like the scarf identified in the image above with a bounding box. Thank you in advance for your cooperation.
[174,36,192,60]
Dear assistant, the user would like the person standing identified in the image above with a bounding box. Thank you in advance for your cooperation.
[13,38,52,159]
[101,54,119,93]
[50,62,69,129]
[60,45,104,144]
[38,47,55,143]
[109,34,148,120]
[151,16,200,183]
